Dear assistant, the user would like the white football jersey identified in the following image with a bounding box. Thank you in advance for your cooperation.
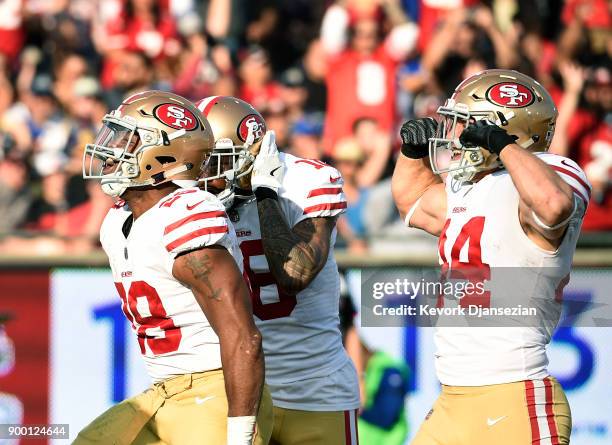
[231,153,360,410]
[100,187,241,382]
[434,153,591,386]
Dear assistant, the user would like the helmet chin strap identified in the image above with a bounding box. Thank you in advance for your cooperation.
[101,181,129,197]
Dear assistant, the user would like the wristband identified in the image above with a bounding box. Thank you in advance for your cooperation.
[400,144,429,159]
[254,187,278,202]
[227,416,256,445]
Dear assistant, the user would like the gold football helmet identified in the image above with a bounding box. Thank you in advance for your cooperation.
[429,69,558,182]
[83,90,214,197]
[195,96,267,207]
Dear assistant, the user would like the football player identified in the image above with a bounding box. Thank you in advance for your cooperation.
[196,96,360,445]
[77,91,272,445]
[392,69,591,445]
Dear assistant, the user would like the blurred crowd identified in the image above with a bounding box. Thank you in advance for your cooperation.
[0,0,609,256]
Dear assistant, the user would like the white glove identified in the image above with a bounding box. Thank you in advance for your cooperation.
[227,416,256,445]
[250,131,284,193]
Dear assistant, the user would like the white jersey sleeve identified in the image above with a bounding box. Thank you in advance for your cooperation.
[160,188,234,258]
[278,153,347,227]
[537,152,591,210]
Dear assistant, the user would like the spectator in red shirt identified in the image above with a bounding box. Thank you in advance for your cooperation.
[414,0,480,52]
[550,61,612,231]
[320,0,419,155]
[0,0,24,62]
[99,0,179,89]
[558,0,610,68]
[238,46,283,115]
[105,0,178,58]
[561,0,610,29]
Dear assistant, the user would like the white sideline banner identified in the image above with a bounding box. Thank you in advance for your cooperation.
[49,269,150,443]
[48,268,611,444]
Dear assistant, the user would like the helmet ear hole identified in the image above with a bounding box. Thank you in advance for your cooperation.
[155,156,176,165]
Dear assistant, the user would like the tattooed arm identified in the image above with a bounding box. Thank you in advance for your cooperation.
[257,198,336,295]
[173,246,264,417]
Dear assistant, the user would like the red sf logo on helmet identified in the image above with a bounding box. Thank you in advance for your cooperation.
[237,114,266,143]
[154,104,198,130]
[486,83,535,108]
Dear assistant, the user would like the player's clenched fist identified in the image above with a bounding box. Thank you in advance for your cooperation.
[459,120,518,155]
[400,118,438,159]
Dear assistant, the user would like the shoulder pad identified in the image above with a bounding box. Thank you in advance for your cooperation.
[536,153,591,206]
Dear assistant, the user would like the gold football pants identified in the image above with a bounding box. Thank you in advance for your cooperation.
[269,406,359,445]
[74,369,273,445]
[411,376,571,445]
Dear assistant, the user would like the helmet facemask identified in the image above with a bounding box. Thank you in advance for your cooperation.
[85,114,151,196]
[429,99,502,183]
[199,130,259,209]
[83,113,191,197]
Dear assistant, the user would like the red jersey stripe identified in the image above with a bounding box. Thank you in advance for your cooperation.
[303,201,347,215]
[437,219,452,307]
[550,166,591,196]
[569,186,589,205]
[159,189,198,208]
[164,210,227,235]
[544,377,560,445]
[307,187,343,198]
[165,225,228,252]
[525,380,541,445]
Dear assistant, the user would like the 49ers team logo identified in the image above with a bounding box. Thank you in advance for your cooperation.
[486,82,535,108]
[237,114,266,143]
[154,103,198,130]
